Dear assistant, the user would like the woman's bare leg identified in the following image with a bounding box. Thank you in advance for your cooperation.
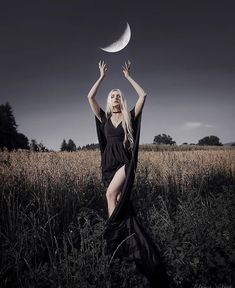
[106,165,126,218]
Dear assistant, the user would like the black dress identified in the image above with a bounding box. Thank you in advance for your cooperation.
[99,107,135,188]
[95,104,170,287]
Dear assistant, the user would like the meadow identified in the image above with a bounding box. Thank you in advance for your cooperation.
[0,147,234,287]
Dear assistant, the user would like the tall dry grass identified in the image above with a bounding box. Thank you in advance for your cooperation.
[0,148,234,287]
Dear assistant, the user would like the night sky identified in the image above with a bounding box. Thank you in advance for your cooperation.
[1,0,234,150]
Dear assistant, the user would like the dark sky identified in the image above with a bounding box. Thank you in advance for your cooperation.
[1,0,234,150]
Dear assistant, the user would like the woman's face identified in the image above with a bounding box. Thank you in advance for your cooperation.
[110,90,122,108]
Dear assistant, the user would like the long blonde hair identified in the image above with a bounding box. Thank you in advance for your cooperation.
[106,89,134,150]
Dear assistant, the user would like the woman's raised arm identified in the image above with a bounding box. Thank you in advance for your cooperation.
[122,61,147,119]
[87,61,107,122]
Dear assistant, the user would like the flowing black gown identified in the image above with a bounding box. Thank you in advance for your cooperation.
[95,106,169,287]
[100,107,134,189]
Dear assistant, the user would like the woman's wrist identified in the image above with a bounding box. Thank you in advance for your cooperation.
[125,74,131,81]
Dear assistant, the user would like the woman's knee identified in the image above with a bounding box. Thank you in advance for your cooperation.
[106,188,117,200]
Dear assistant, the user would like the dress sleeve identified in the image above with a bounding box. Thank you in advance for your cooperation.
[95,107,106,124]
[95,107,107,155]
[130,106,136,123]
[99,107,106,123]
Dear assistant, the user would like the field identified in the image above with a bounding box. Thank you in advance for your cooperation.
[0,147,235,287]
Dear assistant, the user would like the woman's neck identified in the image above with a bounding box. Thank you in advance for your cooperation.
[112,105,121,113]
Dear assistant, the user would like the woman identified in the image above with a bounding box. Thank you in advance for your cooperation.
[87,60,146,218]
[88,61,169,287]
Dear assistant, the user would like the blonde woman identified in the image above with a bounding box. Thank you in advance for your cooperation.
[87,60,146,218]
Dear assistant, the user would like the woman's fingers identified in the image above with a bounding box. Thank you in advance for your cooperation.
[99,60,130,69]
[123,60,131,71]
[98,60,106,68]
[98,60,107,76]
[99,60,130,74]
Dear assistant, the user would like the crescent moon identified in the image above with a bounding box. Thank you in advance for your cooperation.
[100,22,131,53]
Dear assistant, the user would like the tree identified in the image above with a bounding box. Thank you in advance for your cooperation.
[0,102,29,150]
[153,134,176,145]
[29,139,48,152]
[60,139,67,151]
[197,135,222,146]
[16,133,29,150]
[67,139,76,152]
[30,139,39,152]
[60,139,78,151]
[38,142,48,152]
[0,102,17,149]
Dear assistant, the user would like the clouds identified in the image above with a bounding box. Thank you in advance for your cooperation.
[183,122,213,129]
[185,122,201,128]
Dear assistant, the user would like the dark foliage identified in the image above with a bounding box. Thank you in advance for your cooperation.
[153,134,176,145]
[30,139,48,152]
[198,135,222,146]
[67,139,76,151]
[60,139,67,151]
[81,143,99,150]
[60,139,77,152]
[0,102,29,150]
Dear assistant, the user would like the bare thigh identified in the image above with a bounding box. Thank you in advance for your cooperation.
[106,164,126,198]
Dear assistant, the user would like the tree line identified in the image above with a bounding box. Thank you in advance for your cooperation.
[0,102,230,152]
[153,133,223,146]
[60,140,100,151]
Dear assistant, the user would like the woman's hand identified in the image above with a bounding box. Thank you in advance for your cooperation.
[99,60,107,78]
[122,60,131,78]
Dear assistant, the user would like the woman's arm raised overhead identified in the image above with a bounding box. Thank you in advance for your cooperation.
[122,61,147,119]
[87,60,107,122]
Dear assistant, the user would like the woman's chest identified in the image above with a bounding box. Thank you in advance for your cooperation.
[104,118,125,139]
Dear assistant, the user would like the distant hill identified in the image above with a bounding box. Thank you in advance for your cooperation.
[223,142,235,147]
